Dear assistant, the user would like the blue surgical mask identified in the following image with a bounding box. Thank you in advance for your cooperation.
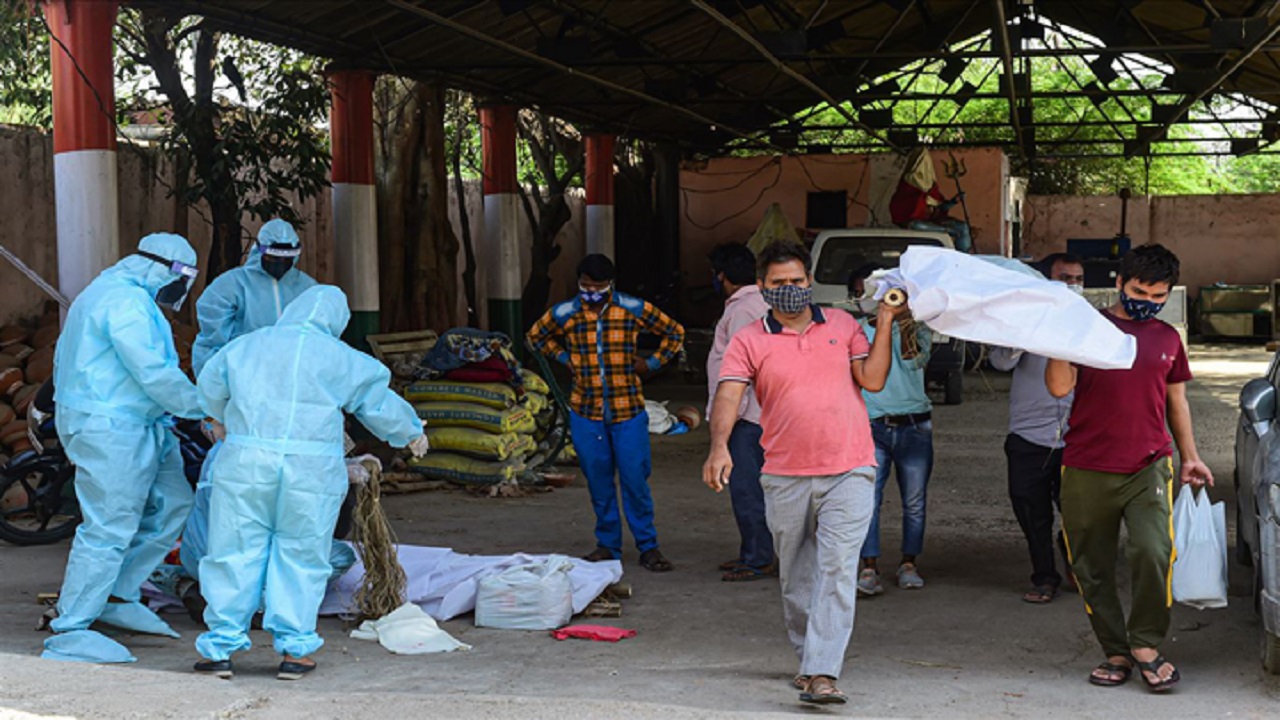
[761,284,812,315]
[1120,290,1164,322]
[579,283,612,305]
[711,271,725,297]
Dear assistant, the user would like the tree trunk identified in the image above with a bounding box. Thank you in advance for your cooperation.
[375,80,422,332]
[374,80,460,333]
[417,82,460,332]
[452,120,479,328]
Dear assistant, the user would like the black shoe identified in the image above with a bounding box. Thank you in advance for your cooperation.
[194,658,233,679]
[278,658,316,680]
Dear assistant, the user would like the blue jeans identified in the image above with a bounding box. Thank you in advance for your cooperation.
[861,419,934,559]
[728,420,773,568]
[569,410,658,557]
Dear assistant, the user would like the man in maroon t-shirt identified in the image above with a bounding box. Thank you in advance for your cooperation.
[1046,243,1213,693]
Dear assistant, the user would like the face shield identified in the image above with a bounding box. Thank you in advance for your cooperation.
[138,250,198,311]
[260,243,301,281]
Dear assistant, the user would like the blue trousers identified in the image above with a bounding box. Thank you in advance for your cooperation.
[569,410,658,557]
[728,420,773,568]
[862,419,934,559]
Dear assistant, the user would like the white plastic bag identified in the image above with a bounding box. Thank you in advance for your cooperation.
[474,555,574,630]
[1171,486,1228,610]
[645,400,676,434]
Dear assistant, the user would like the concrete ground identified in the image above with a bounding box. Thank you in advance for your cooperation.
[2,344,1279,719]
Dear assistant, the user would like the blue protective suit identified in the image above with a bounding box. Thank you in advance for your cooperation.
[191,219,316,377]
[45,233,204,663]
[194,285,422,661]
[184,219,315,578]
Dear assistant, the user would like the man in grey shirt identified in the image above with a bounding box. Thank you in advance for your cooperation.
[988,253,1083,603]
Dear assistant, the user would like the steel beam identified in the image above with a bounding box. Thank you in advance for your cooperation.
[990,0,1026,153]
[1129,9,1280,156]
[688,0,905,152]
[384,0,785,152]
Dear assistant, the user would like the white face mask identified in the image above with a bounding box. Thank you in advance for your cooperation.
[1067,283,1085,295]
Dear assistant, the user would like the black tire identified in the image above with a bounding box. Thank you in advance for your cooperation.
[944,371,963,406]
[0,465,80,546]
[1236,501,1254,567]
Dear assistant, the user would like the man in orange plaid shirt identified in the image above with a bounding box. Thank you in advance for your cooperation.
[528,254,684,571]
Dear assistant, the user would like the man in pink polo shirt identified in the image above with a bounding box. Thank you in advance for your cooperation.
[703,241,900,705]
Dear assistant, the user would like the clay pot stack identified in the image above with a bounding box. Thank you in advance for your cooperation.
[1,311,59,459]
[0,304,198,462]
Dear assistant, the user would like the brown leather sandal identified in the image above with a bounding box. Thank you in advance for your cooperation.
[799,675,848,705]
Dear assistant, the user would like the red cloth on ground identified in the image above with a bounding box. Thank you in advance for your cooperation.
[551,625,637,642]
[888,179,946,226]
[443,355,515,384]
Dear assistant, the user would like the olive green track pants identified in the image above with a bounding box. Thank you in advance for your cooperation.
[1060,458,1176,657]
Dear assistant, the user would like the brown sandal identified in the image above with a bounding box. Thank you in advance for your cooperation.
[799,675,847,705]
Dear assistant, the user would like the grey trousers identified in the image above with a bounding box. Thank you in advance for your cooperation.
[761,467,875,679]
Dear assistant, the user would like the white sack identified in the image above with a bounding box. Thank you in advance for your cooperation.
[645,400,676,434]
[876,247,1136,370]
[1171,486,1228,610]
[319,543,623,620]
[351,602,472,654]
[474,555,575,630]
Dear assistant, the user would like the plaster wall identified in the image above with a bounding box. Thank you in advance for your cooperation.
[1024,194,1280,297]
[677,147,1010,295]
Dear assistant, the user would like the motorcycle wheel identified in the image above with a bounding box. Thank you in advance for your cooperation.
[0,464,80,545]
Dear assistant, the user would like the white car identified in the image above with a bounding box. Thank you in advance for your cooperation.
[809,228,967,405]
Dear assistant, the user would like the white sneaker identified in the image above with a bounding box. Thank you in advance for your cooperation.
[897,563,925,589]
[857,568,884,596]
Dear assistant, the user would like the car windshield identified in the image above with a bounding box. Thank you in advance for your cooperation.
[813,236,944,285]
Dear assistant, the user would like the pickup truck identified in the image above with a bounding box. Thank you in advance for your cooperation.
[808,228,966,405]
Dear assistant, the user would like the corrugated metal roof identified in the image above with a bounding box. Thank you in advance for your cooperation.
[128,1,1280,156]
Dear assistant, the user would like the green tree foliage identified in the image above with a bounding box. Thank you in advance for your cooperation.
[0,3,331,278]
[0,1,51,127]
[774,46,1280,196]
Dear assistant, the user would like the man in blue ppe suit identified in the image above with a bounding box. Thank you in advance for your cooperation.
[181,219,317,583]
[191,218,316,376]
[193,285,429,680]
[44,233,205,664]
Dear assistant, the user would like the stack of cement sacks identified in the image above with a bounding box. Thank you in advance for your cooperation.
[405,369,554,486]
[0,307,60,461]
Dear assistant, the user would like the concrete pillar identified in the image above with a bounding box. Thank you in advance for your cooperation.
[480,105,523,345]
[584,133,616,258]
[47,0,120,303]
[330,70,379,344]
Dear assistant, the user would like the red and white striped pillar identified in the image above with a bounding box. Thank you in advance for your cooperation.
[47,0,120,302]
[584,133,616,258]
[480,104,522,343]
[330,70,379,342]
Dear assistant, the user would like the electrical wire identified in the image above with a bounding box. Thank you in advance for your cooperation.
[680,158,783,231]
